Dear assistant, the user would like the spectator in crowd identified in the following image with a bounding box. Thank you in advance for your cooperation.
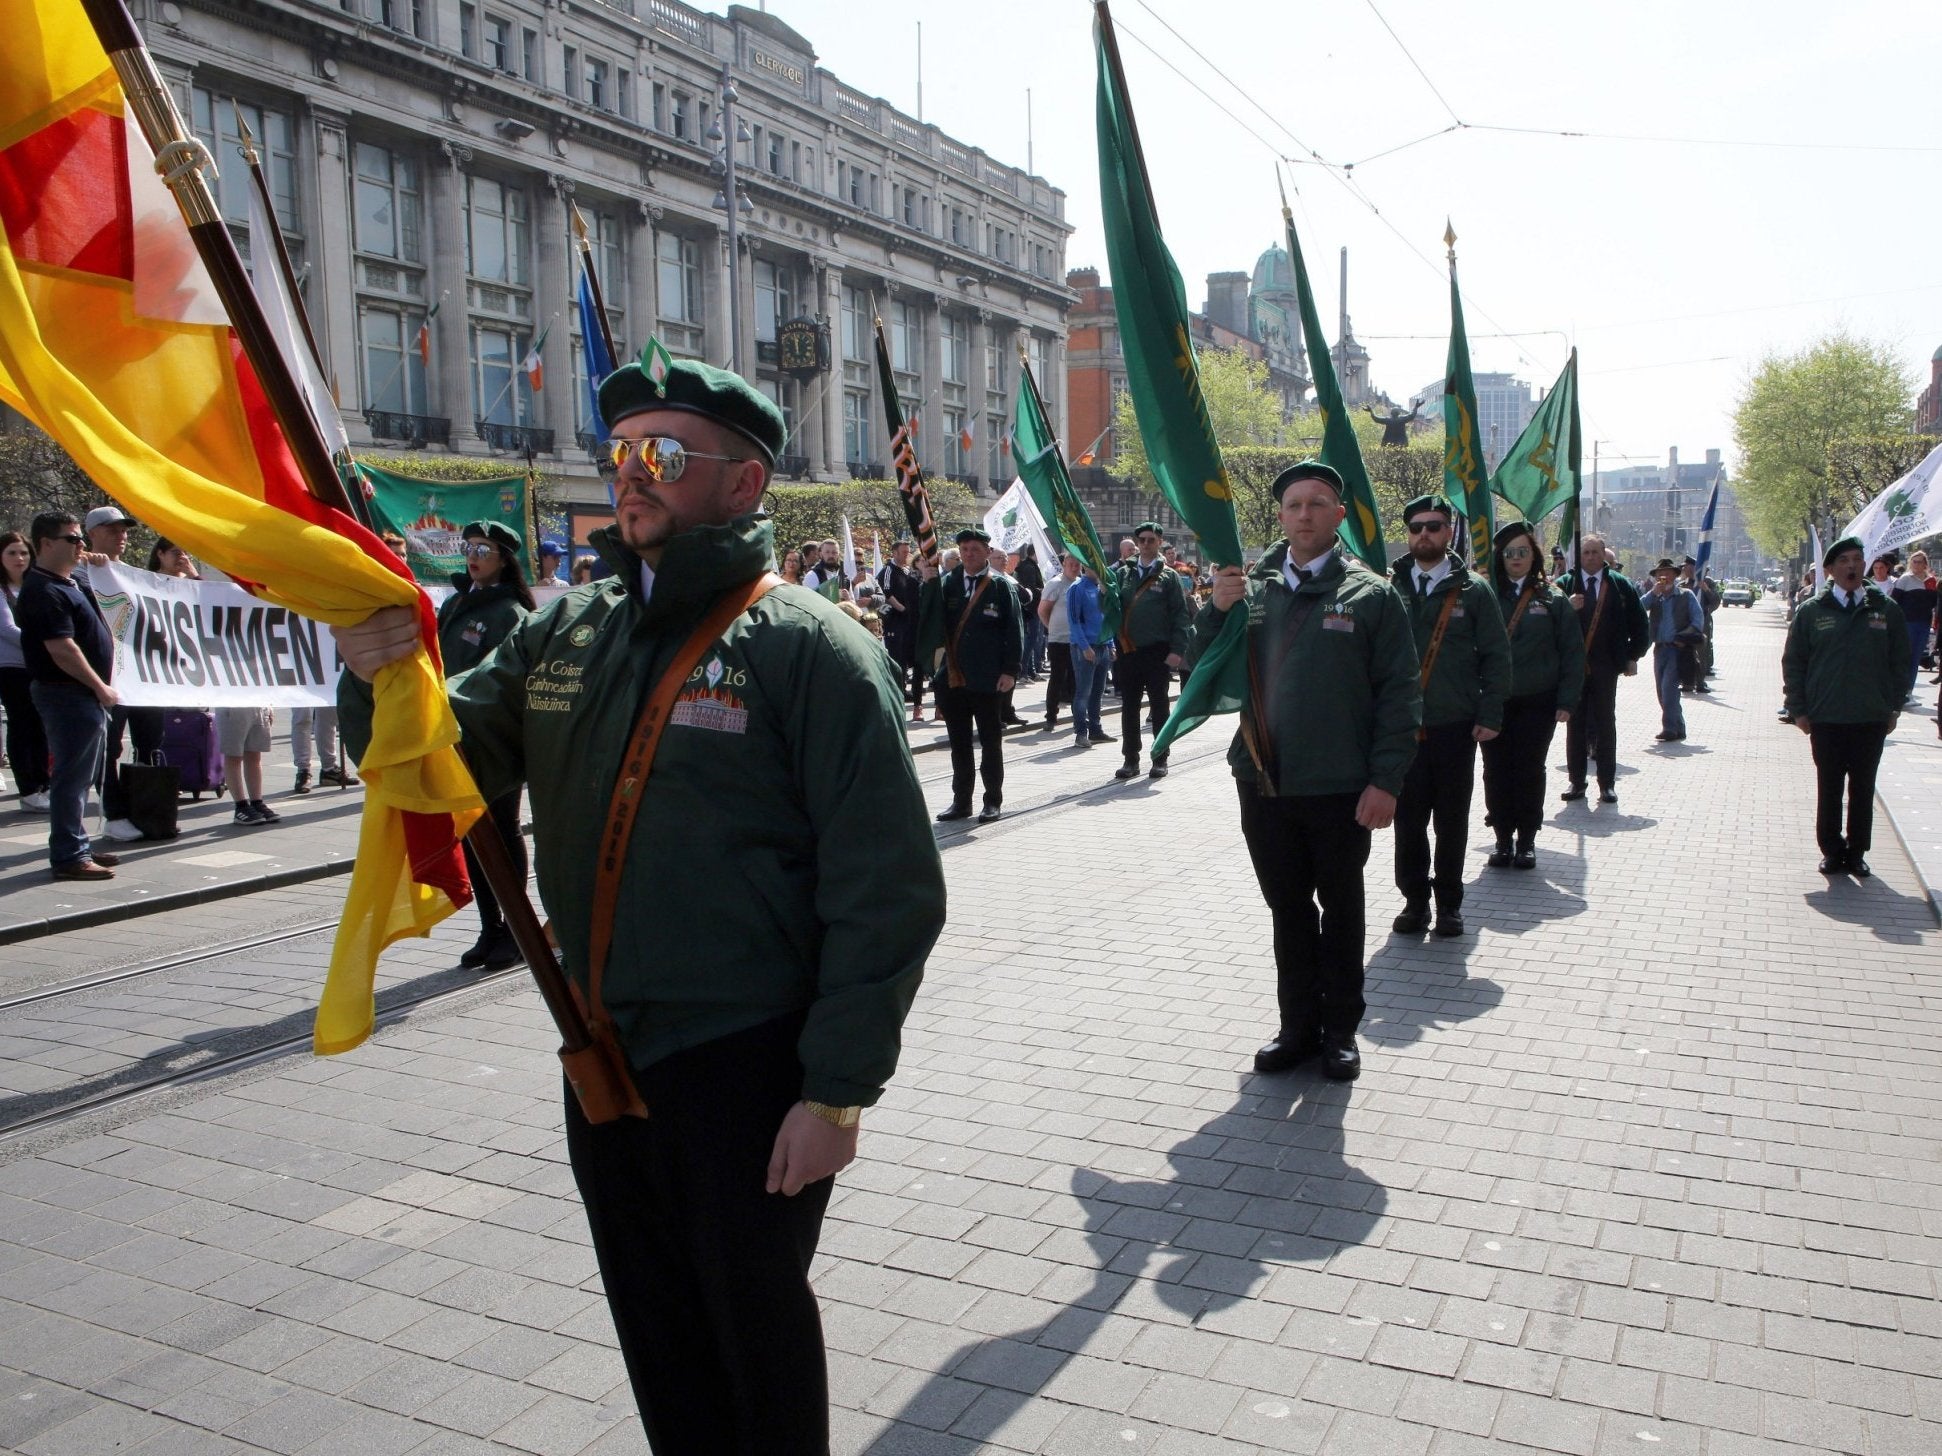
[1888,550,1936,702]
[1065,561,1115,749]
[999,551,1034,729]
[1642,558,1705,742]
[804,539,845,594]
[1870,554,1897,589]
[290,707,355,794]
[16,511,119,878]
[438,521,535,971]
[218,705,281,827]
[571,556,596,586]
[146,538,199,579]
[76,505,164,844]
[1,529,51,810]
[1117,537,1138,564]
[876,540,922,722]
[1015,544,1047,681]
[1039,552,1080,730]
[780,548,806,585]
[537,539,567,585]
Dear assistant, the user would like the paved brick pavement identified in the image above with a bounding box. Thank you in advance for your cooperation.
[2,608,1940,1454]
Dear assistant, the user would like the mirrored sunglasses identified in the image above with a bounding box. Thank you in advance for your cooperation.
[608,436,747,481]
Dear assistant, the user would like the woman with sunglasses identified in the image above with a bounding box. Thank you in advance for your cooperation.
[437,521,536,971]
[1482,520,1585,870]
[1,529,52,810]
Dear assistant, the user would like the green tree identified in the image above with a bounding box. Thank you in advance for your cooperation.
[766,479,979,563]
[1732,333,1912,558]
[1111,347,1285,501]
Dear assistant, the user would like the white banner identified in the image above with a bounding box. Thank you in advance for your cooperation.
[1842,441,1942,563]
[983,479,1059,568]
[93,564,343,708]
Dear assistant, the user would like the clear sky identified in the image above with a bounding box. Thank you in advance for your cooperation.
[756,0,1941,474]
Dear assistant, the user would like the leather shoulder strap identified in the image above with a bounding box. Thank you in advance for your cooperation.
[1504,581,1540,635]
[585,572,782,1031]
[1417,586,1461,691]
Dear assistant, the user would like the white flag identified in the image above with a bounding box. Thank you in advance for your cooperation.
[1841,441,1942,564]
[245,167,351,460]
[982,479,1058,570]
[840,514,858,593]
[1808,523,1824,589]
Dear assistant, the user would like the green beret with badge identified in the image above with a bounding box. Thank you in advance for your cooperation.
[955,526,991,545]
[597,338,787,466]
[1270,460,1345,502]
[1402,494,1455,522]
[1823,534,1864,567]
[462,520,523,558]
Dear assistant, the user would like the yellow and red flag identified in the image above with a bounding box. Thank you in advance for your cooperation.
[0,0,483,1054]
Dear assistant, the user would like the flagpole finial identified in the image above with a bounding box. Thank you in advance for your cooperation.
[1443,219,1457,262]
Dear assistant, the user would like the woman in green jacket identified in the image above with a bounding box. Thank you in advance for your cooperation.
[1482,520,1585,869]
[436,521,535,969]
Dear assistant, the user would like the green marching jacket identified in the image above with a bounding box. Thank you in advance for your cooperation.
[1496,578,1586,711]
[1390,553,1513,731]
[1782,584,1910,725]
[1112,557,1192,654]
[922,566,1022,692]
[1193,543,1422,798]
[435,575,529,677]
[342,514,945,1107]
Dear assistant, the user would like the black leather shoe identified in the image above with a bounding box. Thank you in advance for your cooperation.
[459,927,496,968]
[1253,1029,1317,1074]
[978,803,1003,824]
[1513,848,1537,870]
[1148,761,1169,780]
[1486,840,1515,867]
[1599,788,1618,804]
[936,804,973,822]
[1114,762,1141,781]
[1818,855,1846,875]
[1560,785,1586,802]
[1392,905,1431,935]
[1319,1032,1361,1082]
[1850,857,1872,878]
[480,929,521,972]
[1435,911,1466,937]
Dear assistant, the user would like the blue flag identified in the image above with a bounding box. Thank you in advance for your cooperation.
[577,267,616,448]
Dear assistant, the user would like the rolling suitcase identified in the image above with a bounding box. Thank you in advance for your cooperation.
[160,709,224,800]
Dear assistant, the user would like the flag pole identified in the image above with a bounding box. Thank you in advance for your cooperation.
[233,104,330,384]
[873,313,940,568]
[79,0,630,1118]
[570,203,620,365]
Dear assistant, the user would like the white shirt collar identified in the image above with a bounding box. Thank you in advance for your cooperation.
[1282,547,1334,591]
[1415,556,1452,588]
[638,559,657,603]
[1508,576,1527,594]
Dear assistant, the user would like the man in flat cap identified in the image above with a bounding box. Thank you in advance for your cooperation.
[1389,494,1511,938]
[1784,535,1908,876]
[1112,520,1192,781]
[1642,557,1705,742]
[331,345,945,1454]
[925,524,1023,823]
[1202,461,1420,1083]
[1560,533,1648,804]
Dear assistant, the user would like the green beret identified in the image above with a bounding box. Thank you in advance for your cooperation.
[955,526,991,545]
[1270,460,1345,502]
[1493,519,1538,550]
[1403,494,1455,523]
[1823,534,1864,567]
[597,343,786,465]
[462,520,523,557]
[1132,521,1163,538]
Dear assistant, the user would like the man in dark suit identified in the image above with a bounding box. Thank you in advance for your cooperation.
[875,540,922,720]
[1561,532,1649,804]
[926,527,1022,824]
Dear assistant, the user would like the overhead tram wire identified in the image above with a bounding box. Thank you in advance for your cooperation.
[1361,0,1463,127]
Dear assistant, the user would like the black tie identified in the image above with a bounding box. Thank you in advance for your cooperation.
[1584,576,1597,611]
[1293,567,1312,587]
[1416,574,1429,599]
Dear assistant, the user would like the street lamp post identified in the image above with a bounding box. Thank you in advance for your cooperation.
[714,68,749,376]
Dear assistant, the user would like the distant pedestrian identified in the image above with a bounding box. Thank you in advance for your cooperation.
[1039,552,1079,729]
[79,505,161,845]
[1642,559,1704,742]
[1888,552,1935,702]
[1561,534,1649,803]
[16,511,119,879]
[1785,536,1908,877]
[1065,562,1115,748]
[1,529,51,811]
[1015,544,1046,680]
[537,539,567,585]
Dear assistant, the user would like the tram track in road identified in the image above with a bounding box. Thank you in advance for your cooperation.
[2,726,1228,1145]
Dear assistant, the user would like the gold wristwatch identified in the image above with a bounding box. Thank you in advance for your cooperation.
[802,1100,861,1129]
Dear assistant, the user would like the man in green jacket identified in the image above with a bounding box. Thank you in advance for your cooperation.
[924,526,1022,823]
[1784,534,1909,877]
[1112,520,1192,781]
[331,349,945,1455]
[1389,495,1512,937]
[1201,462,1421,1083]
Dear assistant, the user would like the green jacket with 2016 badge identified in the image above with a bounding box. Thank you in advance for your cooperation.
[921,567,1022,692]
[1112,556,1192,654]
[1782,583,1909,725]
[1192,544,1422,798]
[1496,579,1586,711]
[1390,552,1513,731]
[339,514,945,1108]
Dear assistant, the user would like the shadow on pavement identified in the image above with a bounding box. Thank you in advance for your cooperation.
[863,1078,1386,1452]
[1803,881,1934,945]
[1362,962,1504,1050]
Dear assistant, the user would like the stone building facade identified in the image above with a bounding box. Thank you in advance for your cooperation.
[134,0,1071,525]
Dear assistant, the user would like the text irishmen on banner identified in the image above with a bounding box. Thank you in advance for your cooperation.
[92,564,343,707]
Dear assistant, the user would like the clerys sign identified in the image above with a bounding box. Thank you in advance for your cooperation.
[92,564,343,707]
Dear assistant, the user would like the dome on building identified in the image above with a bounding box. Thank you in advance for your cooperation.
[1932,343,1942,363]
[1252,244,1294,295]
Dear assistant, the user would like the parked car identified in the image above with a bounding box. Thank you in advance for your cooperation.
[1722,579,1756,607]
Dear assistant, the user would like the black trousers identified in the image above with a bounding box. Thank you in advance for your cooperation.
[1238,786,1370,1037]
[1117,641,1173,763]
[1045,642,1073,722]
[1565,667,1621,791]
[1395,721,1477,913]
[0,665,49,795]
[1482,691,1559,842]
[936,685,1004,808]
[1810,722,1888,859]
[566,1014,833,1456]
[457,787,527,935]
[101,705,165,819]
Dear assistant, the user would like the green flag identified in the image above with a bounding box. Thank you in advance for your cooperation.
[356,462,530,582]
[1095,0,1245,754]
[1012,366,1122,639]
[1443,238,1493,566]
[1281,188,1383,569]
[1491,349,1580,530]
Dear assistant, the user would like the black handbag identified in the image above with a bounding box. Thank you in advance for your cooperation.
[122,752,181,841]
